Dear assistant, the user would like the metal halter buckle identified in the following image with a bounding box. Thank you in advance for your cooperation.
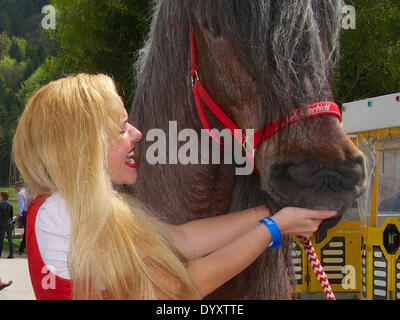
[241,135,255,159]
[191,70,200,86]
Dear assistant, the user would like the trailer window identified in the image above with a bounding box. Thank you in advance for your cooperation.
[356,137,377,227]
[377,149,400,215]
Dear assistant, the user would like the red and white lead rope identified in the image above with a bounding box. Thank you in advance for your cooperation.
[297,236,336,300]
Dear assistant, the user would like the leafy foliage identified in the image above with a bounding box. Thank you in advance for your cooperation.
[0,0,53,185]
[49,0,152,103]
[0,31,12,59]
[334,0,400,103]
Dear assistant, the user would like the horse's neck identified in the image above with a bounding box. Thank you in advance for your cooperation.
[134,160,237,224]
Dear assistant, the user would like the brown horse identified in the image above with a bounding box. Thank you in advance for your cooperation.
[127,0,366,299]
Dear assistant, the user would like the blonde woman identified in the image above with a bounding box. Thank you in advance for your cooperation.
[12,74,332,300]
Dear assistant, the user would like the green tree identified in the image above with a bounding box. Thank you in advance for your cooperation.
[0,10,11,34]
[0,56,26,92]
[17,56,63,105]
[0,0,56,185]
[16,64,45,105]
[49,0,151,104]
[10,37,27,62]
[0,0,57,184]
[334,0,400,103]
[0,31,11,59]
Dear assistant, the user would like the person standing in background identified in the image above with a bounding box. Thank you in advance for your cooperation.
[0,190,14,258]
[14,182,28,255]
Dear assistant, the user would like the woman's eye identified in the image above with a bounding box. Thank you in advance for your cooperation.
[120,120,129,134]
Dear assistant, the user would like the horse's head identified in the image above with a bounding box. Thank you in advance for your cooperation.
[188,0,366,231]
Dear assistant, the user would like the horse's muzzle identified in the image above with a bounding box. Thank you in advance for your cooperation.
[268,156,366,231]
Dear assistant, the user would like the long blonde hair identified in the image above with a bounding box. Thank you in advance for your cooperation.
[12,73,200,299]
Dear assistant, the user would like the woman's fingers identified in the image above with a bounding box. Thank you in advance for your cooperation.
[301,210,336,237]
[273,207,336,237]
[303,209,336,220]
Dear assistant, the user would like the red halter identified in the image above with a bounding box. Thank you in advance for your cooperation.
[189,26,342,175]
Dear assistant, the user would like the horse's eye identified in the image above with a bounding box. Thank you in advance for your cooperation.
[203,20,222,38]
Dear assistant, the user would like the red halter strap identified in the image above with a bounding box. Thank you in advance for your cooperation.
[189,26,342,174]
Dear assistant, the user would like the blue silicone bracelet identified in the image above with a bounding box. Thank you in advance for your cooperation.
[258,217,282,248]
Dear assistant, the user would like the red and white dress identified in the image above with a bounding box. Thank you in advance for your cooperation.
[26,193,72,300]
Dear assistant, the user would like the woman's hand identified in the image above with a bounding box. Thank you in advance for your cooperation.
[272,208,334,239]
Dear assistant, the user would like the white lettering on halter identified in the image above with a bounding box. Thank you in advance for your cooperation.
[309,103,331,116]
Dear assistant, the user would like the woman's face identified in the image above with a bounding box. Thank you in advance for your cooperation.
[108,105,142,185]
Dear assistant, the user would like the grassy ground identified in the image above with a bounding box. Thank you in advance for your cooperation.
[2,238,22,253]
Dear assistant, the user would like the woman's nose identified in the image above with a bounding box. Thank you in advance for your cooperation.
[128,123,142,142]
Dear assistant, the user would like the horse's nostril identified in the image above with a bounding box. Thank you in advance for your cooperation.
[337,162,363,189]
